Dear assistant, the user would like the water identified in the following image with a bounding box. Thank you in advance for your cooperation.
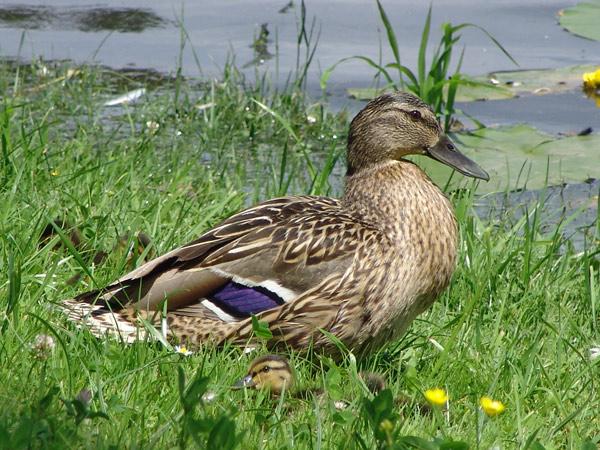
[1,1,599,99]
[474,179,599,255]
[0,0,598,248]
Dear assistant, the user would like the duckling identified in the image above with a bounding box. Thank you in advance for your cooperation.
[233,354,384,397]
[61,91,488,358]
[41,220,153,274]
[234,354,432,416]
[233,354,294,395]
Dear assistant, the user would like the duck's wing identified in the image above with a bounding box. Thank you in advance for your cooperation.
[62,196,363,330]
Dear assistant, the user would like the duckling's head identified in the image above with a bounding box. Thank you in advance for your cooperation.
[360,371,387,394]
[346,91,488,180]
[233,354,294,394]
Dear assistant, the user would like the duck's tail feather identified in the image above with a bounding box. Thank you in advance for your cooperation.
[60,297,160,344]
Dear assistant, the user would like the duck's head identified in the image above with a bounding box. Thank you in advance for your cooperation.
[346,91,489,181]
[233,354,294,394]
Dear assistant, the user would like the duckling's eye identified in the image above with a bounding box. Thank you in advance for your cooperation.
[410,110,422,120]
[262,366,270,373]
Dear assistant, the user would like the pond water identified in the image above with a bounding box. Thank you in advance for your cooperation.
[0,0,598,249]
[1,0,599,129]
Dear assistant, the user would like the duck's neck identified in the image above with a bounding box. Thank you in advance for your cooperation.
[341,159,456,239]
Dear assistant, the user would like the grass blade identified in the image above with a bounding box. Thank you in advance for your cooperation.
[376,0,403,84]
[418,4,432,90]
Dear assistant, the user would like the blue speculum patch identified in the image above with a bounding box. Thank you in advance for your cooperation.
[205,280,285,317]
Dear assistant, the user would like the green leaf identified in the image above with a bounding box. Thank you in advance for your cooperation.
[397,436,439,450]
[372,389,394,420]
[332,410,355,425]
[250,313,273,339]
[559,2,600,42]
[325,367,344,400]
[183,374,211,410]
[440,441,470,450]
[207,416,238,450]
[527,443,547,450]
[178,366,187,407]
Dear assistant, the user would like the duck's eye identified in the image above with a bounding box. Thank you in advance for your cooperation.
[410,110,422,120]
[262,366,270,373]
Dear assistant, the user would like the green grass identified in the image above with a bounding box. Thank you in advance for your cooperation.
[1,56,599,450]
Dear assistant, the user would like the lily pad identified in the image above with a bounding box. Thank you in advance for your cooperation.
[454,64,598,101]
[410,125,600,194]
[347,88,379,101]
[347,64,598,102]
[559,2,600,42]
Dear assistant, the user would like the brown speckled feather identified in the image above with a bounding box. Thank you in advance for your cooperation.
[60,91,488,359]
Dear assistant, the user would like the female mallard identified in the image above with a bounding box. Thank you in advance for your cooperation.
[62,91,488,358]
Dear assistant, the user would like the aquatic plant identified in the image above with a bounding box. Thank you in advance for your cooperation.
[322,2,516,131]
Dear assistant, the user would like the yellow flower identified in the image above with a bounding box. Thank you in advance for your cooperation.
[480,396,505,416]
[51,170,59,176]
[424,388,449,406]
[583,69,600,88]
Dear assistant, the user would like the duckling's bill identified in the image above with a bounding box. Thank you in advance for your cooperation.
[426,134,489,181]
[233,374,256,389]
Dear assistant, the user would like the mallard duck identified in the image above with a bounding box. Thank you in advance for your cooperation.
[61,91,488,357]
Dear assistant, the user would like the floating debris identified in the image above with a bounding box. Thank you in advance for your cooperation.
[578,127,593,136]
[22,69,79,94]
[533,87,551,94]
[196,102,216,111]
[104,87,146,106]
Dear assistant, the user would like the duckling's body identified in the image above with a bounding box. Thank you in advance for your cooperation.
[62,92,488,358]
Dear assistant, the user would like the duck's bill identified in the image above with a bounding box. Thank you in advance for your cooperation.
[232,374,255,389]
[426,135,489,181]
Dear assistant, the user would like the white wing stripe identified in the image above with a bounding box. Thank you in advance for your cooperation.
[201,299,237,322]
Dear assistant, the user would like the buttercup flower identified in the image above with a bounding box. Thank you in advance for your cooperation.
[425,388,449,406]
[583,69,600,89]
[174,345,193,356]
[480,396,505,416]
